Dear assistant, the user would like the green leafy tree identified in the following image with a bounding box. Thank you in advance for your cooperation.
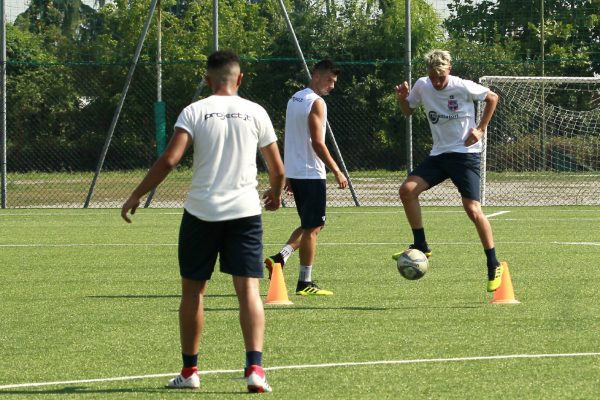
[445,0,599,75]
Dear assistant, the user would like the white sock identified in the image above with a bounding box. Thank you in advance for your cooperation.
[298,265,312,282]
[280,244,295,263]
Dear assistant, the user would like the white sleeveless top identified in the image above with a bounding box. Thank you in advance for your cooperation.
[283,88,327,179]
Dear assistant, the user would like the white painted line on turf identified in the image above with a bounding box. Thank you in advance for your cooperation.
[2,241,599,248]
[486,211,510,219]
[553,241,600,246]
[0,352,598,390]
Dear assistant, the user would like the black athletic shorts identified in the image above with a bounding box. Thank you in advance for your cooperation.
[178,209,264,280]
[288,178,327,229]
[410,152,482,201]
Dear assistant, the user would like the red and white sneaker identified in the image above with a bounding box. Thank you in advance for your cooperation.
[166,371,200,389]
[245,365,272,393]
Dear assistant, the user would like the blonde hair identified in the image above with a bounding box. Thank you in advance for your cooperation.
[424,49,452,73]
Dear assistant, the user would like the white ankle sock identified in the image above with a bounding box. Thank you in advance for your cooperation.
[280,244,295,263]
[298,265,312,282]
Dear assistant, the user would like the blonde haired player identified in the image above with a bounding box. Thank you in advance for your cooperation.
[394,49,506,292]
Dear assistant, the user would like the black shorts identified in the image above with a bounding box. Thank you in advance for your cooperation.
[288,178,327,229]
[178,209,264,280]
[410,152,482,201]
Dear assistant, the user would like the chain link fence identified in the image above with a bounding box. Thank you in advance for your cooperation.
[4,58,598,208]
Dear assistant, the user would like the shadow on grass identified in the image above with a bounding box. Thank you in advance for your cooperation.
[86,294,236,299]
[200,304,483,312]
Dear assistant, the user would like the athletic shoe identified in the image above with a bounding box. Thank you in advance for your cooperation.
[264,253,285,280]
[409,243,432,258]
[295,281,333,296]
[392,243,432,261]
[245,365,272,393]
[487,262,505,292]
[166,372,200,389]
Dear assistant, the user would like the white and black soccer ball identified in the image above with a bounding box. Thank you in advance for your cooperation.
[396,249,428,280]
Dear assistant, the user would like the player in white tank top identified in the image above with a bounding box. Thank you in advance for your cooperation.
[265,60,349,296]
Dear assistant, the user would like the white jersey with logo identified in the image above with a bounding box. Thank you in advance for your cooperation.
[407,75,489,156]
[284,88,327,179]
[175,95,277,221]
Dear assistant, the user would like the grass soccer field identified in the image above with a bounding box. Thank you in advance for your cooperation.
[0,206,599,399]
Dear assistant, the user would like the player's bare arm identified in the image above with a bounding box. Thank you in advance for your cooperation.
[465,90,499,146]
[121,128,192,223]
[260,141,285,211]
[308,99,348,189]
[395,81,415,116]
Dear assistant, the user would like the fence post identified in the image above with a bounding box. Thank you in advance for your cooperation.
[277,0,360,206]
[1,0,6,208]
[84,0,160,208]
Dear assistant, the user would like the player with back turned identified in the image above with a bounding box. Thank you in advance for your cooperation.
[121,50,284,392]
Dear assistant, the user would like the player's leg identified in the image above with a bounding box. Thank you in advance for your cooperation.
[399,175,432,257]
[168,210,219,389]
[233,277,271,393]
[221,215,272,393]
[396,156,444,258]
[297,224,322,279]
[461,198,503,291]
[264,226,302,278]
[289,178,332,295]
[449,153,503,292]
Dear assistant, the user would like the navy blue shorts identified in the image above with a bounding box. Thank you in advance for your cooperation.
[178,210,264,280]
[410,152,482,201]
[288,178,327,229]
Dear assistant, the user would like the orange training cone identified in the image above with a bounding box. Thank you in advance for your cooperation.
[265,263,293,305]
[490,261,520,304]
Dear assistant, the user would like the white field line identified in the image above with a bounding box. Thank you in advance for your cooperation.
[553,241,600,246]
[2,241,600,248]
[491,218,600,221]
[0,352,598,390]
[486,211,511,219]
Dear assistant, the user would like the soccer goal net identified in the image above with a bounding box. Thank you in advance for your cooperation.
[478,76,600,206]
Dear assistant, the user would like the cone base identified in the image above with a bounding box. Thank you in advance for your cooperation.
[490,298,521,305]
[265,299,294,305]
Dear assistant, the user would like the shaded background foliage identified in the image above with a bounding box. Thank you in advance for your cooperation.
[2,0,599,206]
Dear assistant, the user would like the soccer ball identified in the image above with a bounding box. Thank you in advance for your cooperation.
[396,249,428,280]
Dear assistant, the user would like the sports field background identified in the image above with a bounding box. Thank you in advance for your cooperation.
[0,206,599,399]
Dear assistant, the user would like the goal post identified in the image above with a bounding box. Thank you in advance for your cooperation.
[478,76,599,206]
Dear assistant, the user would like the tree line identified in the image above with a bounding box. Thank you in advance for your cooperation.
[5,0,598,172]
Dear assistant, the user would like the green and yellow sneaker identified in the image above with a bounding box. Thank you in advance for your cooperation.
[264,253,284,280]
[487,262,505,292]
[295,281,333,296]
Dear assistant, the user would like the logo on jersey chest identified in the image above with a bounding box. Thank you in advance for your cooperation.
[447,95,459,111]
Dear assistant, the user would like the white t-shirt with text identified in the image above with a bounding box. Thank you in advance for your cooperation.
[175,95,277,221]
[407,75,489,155]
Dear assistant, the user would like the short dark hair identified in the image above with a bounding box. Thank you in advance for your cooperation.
[312,59,340,76]
[207,50,240,71]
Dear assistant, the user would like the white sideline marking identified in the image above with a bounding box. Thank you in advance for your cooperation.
[553,241,600,246]
[0,352,598,390]
[2,241,600,248]
[486,211,510,219]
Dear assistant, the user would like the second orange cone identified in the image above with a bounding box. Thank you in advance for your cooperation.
[265,263,293,305]
[490,261,520,305]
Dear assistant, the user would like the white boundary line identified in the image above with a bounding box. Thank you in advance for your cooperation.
[486,211,511,219]
[1,352,598,390]
[2,241,600,248]
[553,241,600,246]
